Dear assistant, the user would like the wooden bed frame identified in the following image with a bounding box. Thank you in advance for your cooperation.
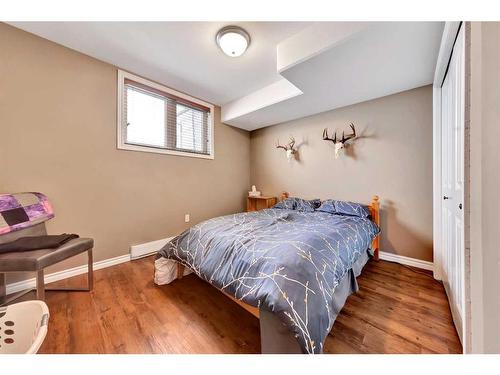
[176,195,381,320]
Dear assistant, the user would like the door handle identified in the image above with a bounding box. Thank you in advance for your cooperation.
[443,196,451,200]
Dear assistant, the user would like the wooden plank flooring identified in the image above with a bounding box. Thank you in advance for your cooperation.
[27,256,461,354]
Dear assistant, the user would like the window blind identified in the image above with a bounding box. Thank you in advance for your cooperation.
[123,79,211,156]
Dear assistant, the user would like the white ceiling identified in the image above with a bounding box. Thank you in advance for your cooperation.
[10,21,444,131]
[9,22,311,105]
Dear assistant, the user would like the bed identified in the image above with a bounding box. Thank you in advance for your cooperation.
[154,195,380,354]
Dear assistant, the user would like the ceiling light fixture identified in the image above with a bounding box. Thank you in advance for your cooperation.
[216,26,250,57]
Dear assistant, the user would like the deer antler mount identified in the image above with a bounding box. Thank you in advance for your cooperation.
[276,137,297,161]
[322,123,357,159]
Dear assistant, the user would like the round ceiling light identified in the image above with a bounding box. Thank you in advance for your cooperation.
[216,26,250,57]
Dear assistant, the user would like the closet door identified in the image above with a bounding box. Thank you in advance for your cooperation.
[440,24,465,344]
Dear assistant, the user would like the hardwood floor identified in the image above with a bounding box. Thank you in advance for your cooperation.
[30,256,461,354]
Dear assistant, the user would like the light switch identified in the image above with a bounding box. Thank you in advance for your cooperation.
[184,214,190,223]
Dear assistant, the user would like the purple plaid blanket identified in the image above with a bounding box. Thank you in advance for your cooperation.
[0,193,54,235]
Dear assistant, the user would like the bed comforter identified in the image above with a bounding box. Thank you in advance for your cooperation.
[157,208,379,353]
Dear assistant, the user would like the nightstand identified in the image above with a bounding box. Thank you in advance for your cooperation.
[247,196,277,212]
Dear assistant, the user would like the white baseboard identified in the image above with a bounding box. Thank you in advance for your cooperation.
[379,251,434,271]
[6,254,130,295]
[130,237,173,260]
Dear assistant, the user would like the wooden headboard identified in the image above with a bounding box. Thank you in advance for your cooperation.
[280,192,380,261]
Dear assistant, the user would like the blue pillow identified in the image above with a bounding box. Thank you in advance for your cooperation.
[309,198,322,209]
[294,198,317,213]
[317,199,336,214]
[317,199,370,218]
[273,197,296,210]
[334,200,370,218]
[273,197,319,212]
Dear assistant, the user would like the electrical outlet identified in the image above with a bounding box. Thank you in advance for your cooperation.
[184,214,190,223]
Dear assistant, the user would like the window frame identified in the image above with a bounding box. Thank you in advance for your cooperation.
[117,70,215,160]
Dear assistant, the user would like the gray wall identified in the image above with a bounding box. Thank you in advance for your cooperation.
[0,23,251,282]
[250,85,433,261]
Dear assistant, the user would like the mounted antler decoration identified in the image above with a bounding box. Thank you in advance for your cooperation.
[322,123,357,159]
[276,137,297,161]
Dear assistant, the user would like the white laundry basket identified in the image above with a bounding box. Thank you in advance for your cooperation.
[0,301,49,354]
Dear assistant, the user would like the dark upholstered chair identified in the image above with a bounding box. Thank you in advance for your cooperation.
[0,193,93,306]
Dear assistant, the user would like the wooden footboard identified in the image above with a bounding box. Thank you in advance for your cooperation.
[221,291,260,318]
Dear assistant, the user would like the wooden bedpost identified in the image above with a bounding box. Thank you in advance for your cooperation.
[369,195,380,261]
[177,263,185,279]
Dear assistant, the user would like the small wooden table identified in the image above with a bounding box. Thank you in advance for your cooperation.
[247,196,277,212]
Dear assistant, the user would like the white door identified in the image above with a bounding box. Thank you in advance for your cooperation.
[440,24,466,345]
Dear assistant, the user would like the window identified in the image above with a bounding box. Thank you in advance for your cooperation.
[117,70,214,159]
